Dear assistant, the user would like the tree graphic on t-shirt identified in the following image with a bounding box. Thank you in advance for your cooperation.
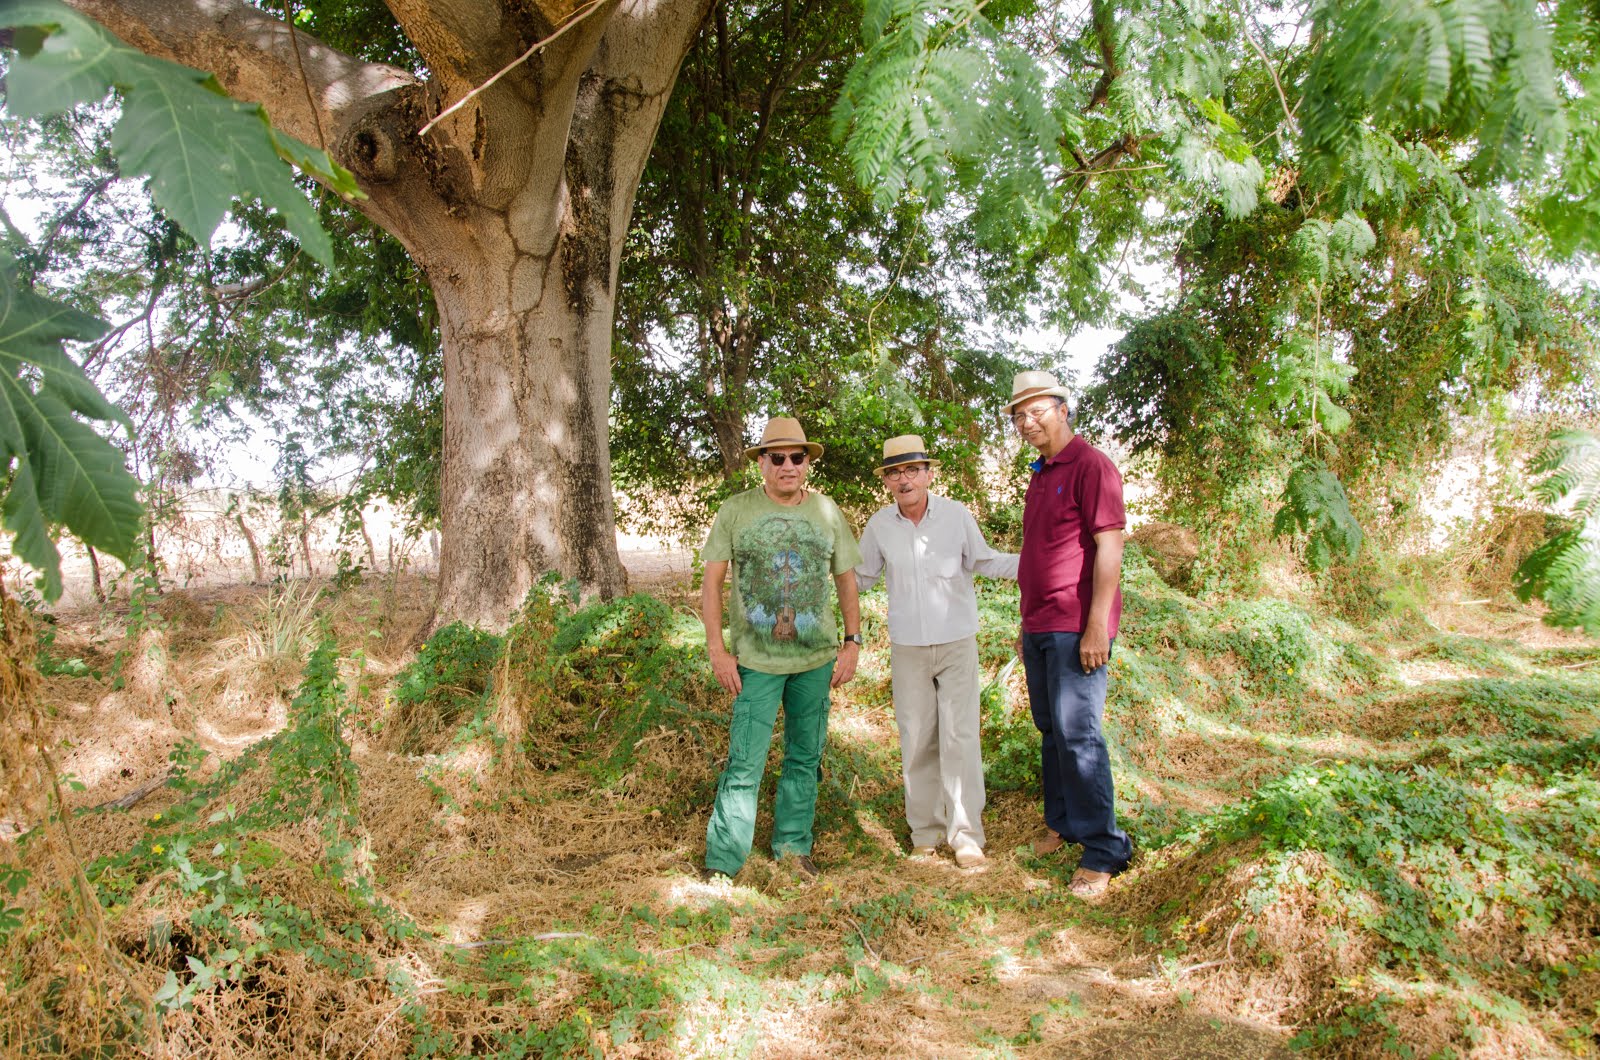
[735,514,832,646]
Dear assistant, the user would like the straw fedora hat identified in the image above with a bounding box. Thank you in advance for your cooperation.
[1001,370,1072,413]
[743,415,824,460]
[874,434,941,475]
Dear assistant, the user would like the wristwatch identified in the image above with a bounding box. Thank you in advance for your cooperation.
[842,633,863,645]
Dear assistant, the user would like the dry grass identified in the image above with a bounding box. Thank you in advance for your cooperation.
[1,565,1595,1058]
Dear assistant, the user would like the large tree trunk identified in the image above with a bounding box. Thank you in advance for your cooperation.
[68,0,713,628]
[429,235,627,623]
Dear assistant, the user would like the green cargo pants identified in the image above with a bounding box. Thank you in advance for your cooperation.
[704,662,834,876]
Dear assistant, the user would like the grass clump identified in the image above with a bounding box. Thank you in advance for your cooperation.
[385,622,504,754]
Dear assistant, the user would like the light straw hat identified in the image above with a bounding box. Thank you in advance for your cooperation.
[874,434,941,475]
[742,415,824,460]
[1001,370,1072,413]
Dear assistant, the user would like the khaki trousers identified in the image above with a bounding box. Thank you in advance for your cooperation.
[889,637,985,851]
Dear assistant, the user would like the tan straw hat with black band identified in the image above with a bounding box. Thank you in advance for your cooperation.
[1001,370,1072,413]
[875,434,941,475]
[743,415,824,460]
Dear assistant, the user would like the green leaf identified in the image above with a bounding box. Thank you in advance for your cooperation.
[0,256,142,599]
[1273,462,1364,570]
[1514,430,1600,633]
[0,0,345,265]
[1313,390,1353,435]
[1,454,62,598]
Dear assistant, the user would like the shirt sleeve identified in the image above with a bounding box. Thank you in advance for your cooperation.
[703,504,734,563]
[1081,452,1127,535]
[962,506,1020,580]
[855,515,884,590]
[826,499,863,575]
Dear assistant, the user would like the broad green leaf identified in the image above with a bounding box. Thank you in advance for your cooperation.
[0,261,125,430]
[0,454,62,599]
[0,0,348,265]
[19,390,143,558]
[0,0,145,113]
[0,257,142,598]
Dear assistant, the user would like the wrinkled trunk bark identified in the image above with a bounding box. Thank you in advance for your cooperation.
[432,248,627,625]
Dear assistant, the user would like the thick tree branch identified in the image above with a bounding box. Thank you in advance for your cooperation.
[64,0,416,149]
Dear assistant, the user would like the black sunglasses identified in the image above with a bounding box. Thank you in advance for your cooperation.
[765,452,808,466]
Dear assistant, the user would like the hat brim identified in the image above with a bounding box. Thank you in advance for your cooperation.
[875,457,941,475]
[1001,386,1072,413]
[744,440,824,461]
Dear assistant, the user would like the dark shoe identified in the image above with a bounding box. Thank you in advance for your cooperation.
[699,865,732,884]
[790,854,820,881]
[1031,829,1066,857]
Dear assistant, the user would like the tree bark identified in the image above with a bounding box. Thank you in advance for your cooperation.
[234,507,265,584]
[68,0,713,628]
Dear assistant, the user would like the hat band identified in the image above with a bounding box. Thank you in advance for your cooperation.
[759,437,810,448]
[880,451,930,467]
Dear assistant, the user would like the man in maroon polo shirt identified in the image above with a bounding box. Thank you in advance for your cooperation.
[1005,370,1133,898]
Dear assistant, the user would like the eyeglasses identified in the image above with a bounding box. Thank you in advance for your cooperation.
[883,465,928,480]
[764,452,808,466]
[1011,403,1061,427]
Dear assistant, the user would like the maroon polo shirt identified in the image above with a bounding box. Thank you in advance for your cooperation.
[1018,434,1126,636]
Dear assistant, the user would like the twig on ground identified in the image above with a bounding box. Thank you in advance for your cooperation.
[1174,919,1242,978]
[844,917,880,962]
[90,774,174,813]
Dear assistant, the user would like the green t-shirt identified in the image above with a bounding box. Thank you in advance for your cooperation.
[703,488,862,675]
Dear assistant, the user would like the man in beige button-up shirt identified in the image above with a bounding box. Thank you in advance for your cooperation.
[855,435,1018,868]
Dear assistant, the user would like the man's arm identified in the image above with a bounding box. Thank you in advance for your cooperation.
[702,560,742,694]
[855,520,884,592]
[832,569,861,687]
[963,508,1019,580]
[1079,529,1124,672]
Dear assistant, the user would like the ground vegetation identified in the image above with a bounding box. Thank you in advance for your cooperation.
[0,541,1595,1057]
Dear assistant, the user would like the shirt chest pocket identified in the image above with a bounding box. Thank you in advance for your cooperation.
[924,551,963,581]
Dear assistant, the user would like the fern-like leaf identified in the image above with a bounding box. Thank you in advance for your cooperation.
[1273,461,1365,570]
[1514,429,1600,633]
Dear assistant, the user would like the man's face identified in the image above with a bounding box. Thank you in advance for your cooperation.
[759,446,810,499]
[1012,396,1067,451]
[882,463,931,512]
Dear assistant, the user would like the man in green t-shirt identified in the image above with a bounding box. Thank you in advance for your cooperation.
[701,416,863,881]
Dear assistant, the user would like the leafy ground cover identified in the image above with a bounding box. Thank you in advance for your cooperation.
[1,548,1596,1057]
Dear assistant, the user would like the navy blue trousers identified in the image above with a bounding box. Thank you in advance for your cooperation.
[1021,631,1132,874]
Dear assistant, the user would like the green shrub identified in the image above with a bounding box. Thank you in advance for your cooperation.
[388,622,505,752]
[1220,599,1321,695]
[981,661,1038,793]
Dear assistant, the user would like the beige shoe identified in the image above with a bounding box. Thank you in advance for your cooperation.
[953,846,987,869]
[909,845,939,859]
[1030,829,1066,857]
[1068,867,1112,897]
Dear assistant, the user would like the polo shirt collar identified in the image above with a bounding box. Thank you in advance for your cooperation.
[1029,434,1084,473]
